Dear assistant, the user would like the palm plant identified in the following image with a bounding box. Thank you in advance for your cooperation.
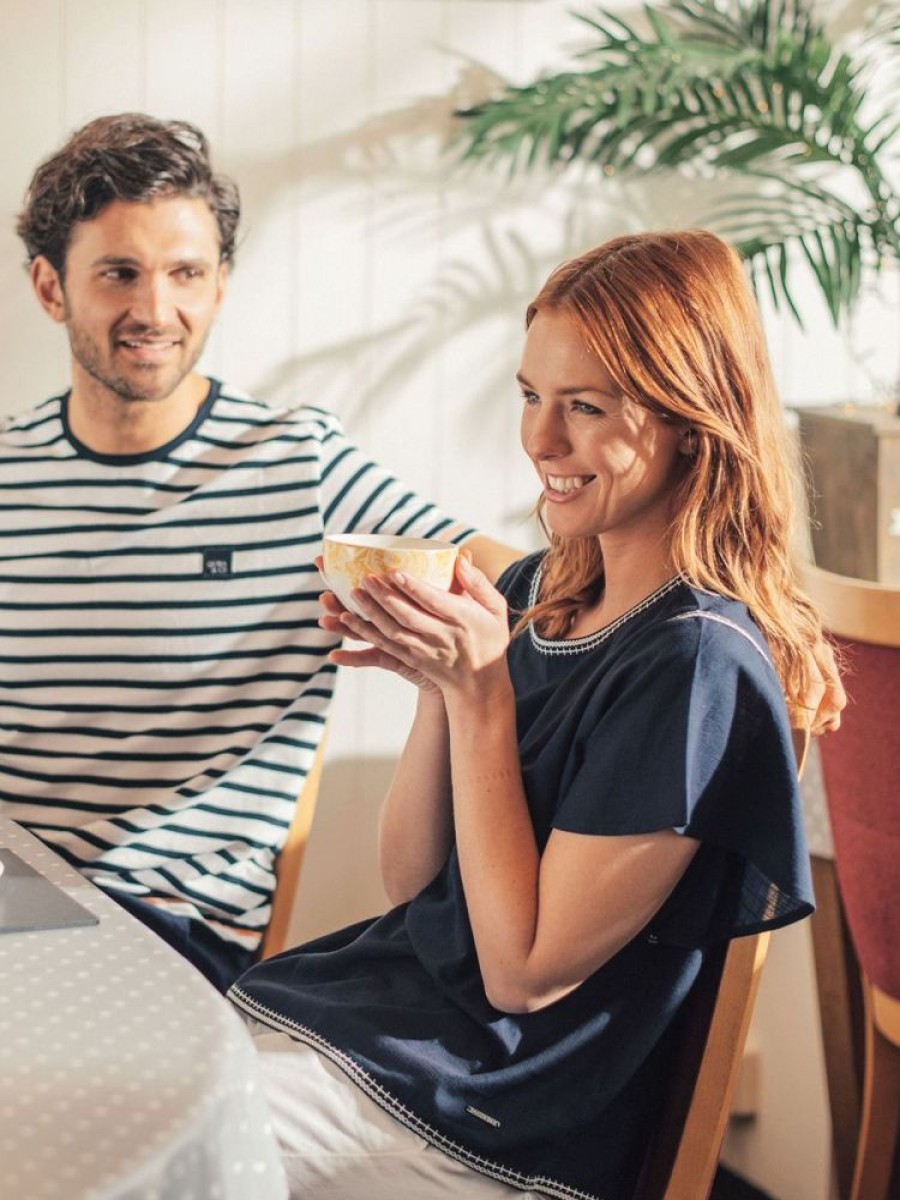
[454,0,900,327]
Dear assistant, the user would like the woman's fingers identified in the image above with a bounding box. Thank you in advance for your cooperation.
[330,610,443,694]
[329,645,388,668]
[449,547,472,595]
[319,590,344,615]
[322,566,510,696]
[318,589,369,640]
[350,575,456,645]
[345,581,417,644]
[455,555,508,617]
[806,639,846,736]
[362,561,507,629]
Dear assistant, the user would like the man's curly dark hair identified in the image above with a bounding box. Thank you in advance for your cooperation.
[17,113,241,275]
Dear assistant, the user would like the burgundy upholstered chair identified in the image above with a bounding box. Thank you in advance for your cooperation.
[801,562,900,1200]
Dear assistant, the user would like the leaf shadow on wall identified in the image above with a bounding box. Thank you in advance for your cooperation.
[226,61,741,527]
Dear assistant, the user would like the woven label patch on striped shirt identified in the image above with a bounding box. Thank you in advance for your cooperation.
[202,548,233,577]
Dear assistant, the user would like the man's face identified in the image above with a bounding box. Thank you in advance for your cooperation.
[35,195,227,406]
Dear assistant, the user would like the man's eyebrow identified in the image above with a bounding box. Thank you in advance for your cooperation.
[90,254,214,268]
[91,255,141,267]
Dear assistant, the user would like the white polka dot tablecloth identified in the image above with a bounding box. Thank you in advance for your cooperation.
[0,818,288,1200]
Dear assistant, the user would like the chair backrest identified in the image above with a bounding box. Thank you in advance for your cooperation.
[633,725,810,1200]
[798,562,900,1002]
[260,737,327,960]
[632,929,770,1200]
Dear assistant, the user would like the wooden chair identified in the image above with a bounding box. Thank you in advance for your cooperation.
[633,931,770,1200]
[799,562,900,1200]
[632,725,810,1200]
[257,724,803,1197]
[260,738,327,960]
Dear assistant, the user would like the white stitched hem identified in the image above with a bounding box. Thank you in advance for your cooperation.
[230,986,605,1200]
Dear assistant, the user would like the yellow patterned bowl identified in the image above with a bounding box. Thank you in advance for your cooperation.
[322,534,459,616]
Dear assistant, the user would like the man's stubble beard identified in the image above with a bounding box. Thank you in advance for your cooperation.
[66,316,208,405]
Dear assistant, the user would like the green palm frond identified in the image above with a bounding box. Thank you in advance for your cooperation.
[866,1,900,50]
[714,174,875,320]
[454,0,900,326]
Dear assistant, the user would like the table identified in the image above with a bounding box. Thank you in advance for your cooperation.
[0,818,288,1200]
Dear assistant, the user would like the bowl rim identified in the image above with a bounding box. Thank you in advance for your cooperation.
[323,534,458,553]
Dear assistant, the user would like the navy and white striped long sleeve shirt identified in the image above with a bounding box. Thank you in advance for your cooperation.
[0,379,475,950]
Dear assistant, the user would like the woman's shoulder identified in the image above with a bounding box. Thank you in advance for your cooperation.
[663,586,771,655]
[639,584,782,702]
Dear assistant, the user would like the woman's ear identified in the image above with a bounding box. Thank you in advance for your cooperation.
[678,428,697,457]
[30,256,67,323]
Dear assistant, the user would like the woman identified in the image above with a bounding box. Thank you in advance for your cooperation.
[230,230,842,1200]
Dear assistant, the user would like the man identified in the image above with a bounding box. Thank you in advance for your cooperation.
[2,113,516,991]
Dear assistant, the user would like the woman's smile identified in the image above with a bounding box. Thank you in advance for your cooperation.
[544,473,596,497]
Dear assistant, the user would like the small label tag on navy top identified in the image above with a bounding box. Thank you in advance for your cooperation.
[203,548,233,577]
[466,1105,501,1128]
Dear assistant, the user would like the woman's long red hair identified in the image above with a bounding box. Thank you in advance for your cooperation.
[517,230,822,723]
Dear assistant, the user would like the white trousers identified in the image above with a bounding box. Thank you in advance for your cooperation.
[249,1025,541,1200]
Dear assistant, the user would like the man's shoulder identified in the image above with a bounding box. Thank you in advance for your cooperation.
[0,394,65,444]
[213,383,344,439]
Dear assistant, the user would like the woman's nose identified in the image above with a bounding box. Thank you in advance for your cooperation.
[523,406,568,460]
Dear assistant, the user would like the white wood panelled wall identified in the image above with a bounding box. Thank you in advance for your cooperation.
[2,0,896,761]
[0,6,897,1198]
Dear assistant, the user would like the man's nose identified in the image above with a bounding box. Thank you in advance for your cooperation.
[128,276,175,327]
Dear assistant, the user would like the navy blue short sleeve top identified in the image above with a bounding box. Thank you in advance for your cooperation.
[230,553,813,1200]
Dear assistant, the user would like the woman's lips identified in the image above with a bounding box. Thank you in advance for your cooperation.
[544,473,596,499]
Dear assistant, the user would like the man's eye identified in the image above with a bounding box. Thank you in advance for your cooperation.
[102,268,136,283]
[176,266,204,281]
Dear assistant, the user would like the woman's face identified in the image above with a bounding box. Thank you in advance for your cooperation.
[518,309,686,552]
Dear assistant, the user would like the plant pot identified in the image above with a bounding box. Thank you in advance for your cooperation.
[795,405,900,585]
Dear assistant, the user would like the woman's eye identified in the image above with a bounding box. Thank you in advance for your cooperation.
[572,400,604,416]
[520,390,540,407]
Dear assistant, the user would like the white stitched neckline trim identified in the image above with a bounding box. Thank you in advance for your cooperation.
[527,568,683,657]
